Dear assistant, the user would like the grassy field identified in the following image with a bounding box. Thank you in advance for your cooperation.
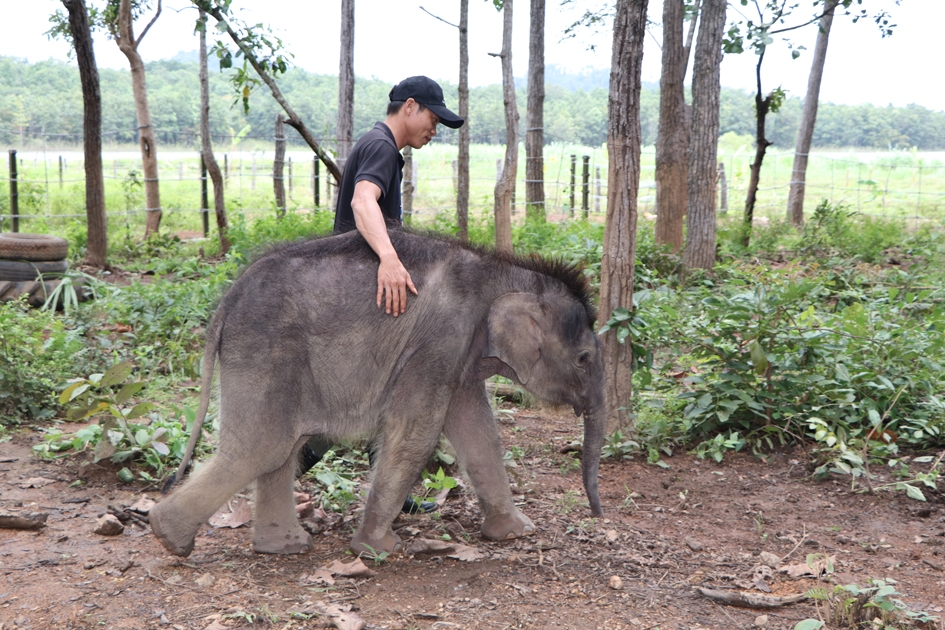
[1,140,943,240]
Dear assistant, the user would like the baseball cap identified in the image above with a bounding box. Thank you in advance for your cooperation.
[389,76,464,129]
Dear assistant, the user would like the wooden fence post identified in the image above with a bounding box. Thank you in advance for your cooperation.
[403,146,414,225]
[313,157,320,207]
[718,161,728,213]
[582,155,590,219]
[569,154,576,216]
[8,150,18,232]
[273,115,286,217]
[200,154,209,237]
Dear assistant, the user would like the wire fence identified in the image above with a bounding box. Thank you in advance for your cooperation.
[2,128,943,236]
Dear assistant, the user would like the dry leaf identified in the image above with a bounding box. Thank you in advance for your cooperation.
[195,573,215,588]
[19,477,56,489]
[128,496,155,514]
[406,538,455,555]
[447,544,484,562]
[203,622,229,630]
[300,568,335,586]
[208,497,252,529]
[325,558,376,578]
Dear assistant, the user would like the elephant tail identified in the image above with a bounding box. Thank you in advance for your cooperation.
[161,305,226,494]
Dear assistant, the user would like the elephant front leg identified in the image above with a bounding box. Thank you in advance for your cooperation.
[253,437,314,554]
[444,384,535,541]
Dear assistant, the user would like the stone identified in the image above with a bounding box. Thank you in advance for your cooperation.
[609,575,623,590]
[754,614,768,627]
[93,514,124,536]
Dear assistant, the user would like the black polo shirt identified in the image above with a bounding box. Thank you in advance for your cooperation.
[332,122,405,234]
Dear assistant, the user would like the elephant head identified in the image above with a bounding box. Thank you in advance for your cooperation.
[485,292,605,516]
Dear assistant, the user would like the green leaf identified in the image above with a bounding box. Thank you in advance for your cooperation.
[117,467,134,483]
[115,382,145,405]
[101,361,134,387]
[750,340,768,374]
[794,620,824,630]
[903,484,926,502]
[127,402,155,419]
[59,381,89,405]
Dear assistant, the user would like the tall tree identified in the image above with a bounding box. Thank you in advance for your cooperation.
[193,1,341,183]
[599,0,648,429]
[108,0,163,237]
[61,0,107,267]
[787,0,838,225]
[197,9,230,254]
[338,0,355,166]
[683,0,726,270]
[654,0,698,252]
[457,0,470,240]
[524,0,545,222]
[490,0,517,253]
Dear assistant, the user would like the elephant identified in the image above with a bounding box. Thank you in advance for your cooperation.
[149,229,606,558]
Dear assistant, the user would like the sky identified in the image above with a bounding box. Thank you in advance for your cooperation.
[0,0,941,111]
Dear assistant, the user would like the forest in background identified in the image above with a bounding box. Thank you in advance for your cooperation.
[2,54,944,151]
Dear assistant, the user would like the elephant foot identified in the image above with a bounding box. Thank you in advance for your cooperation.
[253,522,314,555]
[481,509,535,541]
[349,528,402,558]
[149,501,196,557]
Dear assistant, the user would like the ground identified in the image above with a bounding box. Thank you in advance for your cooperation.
[1,407,943,630]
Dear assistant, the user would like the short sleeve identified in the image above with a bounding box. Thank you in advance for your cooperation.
[353,138,399,204]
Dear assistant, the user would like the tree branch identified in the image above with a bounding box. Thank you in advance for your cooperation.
[135,0,162,47]
[420,6,458,29]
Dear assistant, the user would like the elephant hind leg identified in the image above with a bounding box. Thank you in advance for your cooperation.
[253,436,314,554]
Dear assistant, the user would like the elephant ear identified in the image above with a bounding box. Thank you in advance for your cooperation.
[484,292,544,386]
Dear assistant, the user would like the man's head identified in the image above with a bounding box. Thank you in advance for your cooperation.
[386,76,464,150]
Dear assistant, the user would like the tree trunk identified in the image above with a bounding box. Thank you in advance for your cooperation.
[198,10,230,255]
[115,0,162,237]
[63,0,106,268]
[787,0,837,225]
[457,0,470,241]
[493,0,517,254]
[202,5,342,183]
[274,114,286,217]
[654,0,692,253]
[683,0,726,270]
[743,50,773,247]
[525,0,545,222]
[599,0,648,430]
[338,0,355,167]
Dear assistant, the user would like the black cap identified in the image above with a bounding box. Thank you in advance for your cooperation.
[389,76,464,129]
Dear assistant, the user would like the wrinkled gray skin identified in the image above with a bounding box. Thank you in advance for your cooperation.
[150,230,605,557]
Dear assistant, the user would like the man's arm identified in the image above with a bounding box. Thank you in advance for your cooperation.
[351,179,417,317]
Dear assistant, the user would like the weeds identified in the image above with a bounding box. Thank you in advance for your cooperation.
[799,577,942,629]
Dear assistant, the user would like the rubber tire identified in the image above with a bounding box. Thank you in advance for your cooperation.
[0,233,69,261]
[0,259,69,282]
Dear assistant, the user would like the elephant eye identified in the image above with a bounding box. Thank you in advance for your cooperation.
[577,351,591,367]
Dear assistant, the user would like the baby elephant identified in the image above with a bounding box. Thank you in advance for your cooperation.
[150,230,605,557]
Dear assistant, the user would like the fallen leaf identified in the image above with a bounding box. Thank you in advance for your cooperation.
[128,496,155,514]
[406,538,455,555]
[325,558,376,578]
[195,573,215,588]
[300,568,335,586]
[208,497,252,529]
[447,544,484,562]
[19,477,56,489]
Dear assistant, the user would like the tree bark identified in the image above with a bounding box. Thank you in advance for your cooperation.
[599,0,648,430]
[457,0,470,241]
[492,0,517,254]
[654,0,692,253]
[274,114,286,217]
[683,0,726,270]
[743,50,773,247]
[198,10,230,255]
[338,0,355,167]
[63,0,107,268]
[201,5,342,183]
[525,0,545,222]
[114,0,162,237]
[787,0,837,225]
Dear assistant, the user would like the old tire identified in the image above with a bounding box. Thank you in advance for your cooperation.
[0,233,69,261]
[0,259,69,282]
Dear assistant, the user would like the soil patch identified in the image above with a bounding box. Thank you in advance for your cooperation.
[2,409,943,629]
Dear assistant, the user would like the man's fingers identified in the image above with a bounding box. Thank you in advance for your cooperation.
[376,280,384,309]
[407,276,418,296]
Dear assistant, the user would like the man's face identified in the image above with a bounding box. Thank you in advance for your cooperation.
[404,99,440,149]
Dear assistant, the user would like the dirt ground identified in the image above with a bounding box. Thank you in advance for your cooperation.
[2,407,944,630]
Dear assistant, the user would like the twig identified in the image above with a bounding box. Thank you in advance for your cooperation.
[696,587,808,608]
[419,6,458,28]
[780,525,809,562]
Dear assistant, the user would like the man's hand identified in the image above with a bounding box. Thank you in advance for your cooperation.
[376,255,418,317]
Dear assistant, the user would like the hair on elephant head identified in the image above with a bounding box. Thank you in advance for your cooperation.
[150,229,606,558]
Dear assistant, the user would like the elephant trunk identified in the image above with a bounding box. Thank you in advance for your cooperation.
[581,403,605,517]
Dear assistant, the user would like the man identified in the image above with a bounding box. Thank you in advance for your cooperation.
[333,75,464,317]
[299,77,464,512]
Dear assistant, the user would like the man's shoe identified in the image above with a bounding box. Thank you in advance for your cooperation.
[402,498,437,514]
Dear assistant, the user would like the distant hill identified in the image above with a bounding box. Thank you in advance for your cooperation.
[514,64,657,92]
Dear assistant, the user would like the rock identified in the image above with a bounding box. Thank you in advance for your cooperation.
[685,537,704,552]
[754,614,768,627]
[93,514,124,536]
[609,575,623,590]
[759,551,781,568]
